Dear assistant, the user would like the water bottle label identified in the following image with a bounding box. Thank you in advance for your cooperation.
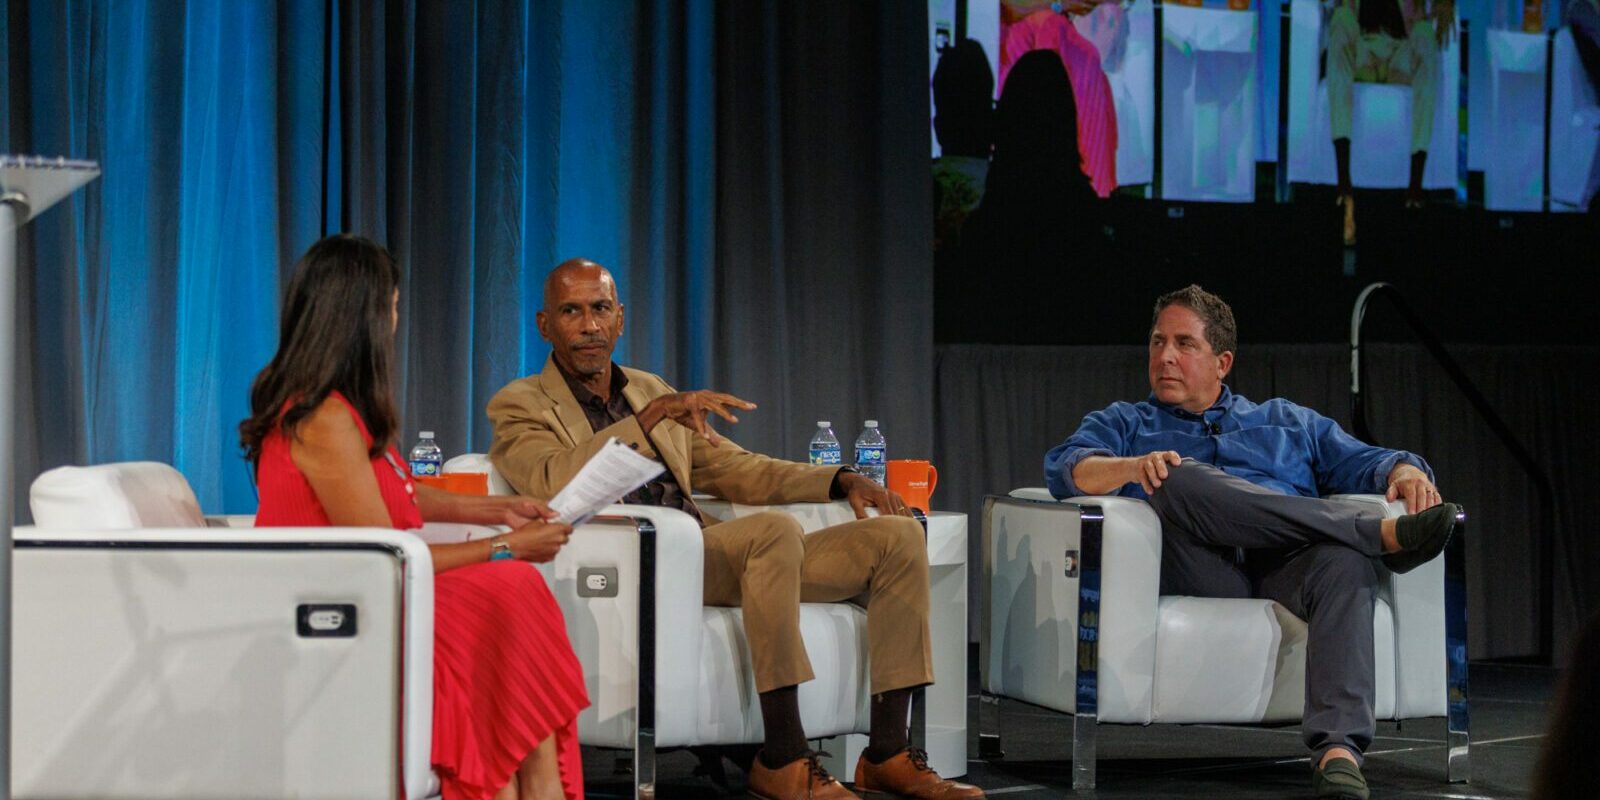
[856,447,885,465]
[810,448,842,466]
[410,459,441,477]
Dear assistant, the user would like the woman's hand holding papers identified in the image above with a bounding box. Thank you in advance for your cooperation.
[503,519,574,563]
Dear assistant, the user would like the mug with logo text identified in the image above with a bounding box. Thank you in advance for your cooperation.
[886,459,939,513]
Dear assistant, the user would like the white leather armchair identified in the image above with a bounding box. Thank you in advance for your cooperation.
[443,453,925,796]
[979,489,1469,790]
[16,456,874,799]
[16,462,443,800]
[1285,0,1462,190]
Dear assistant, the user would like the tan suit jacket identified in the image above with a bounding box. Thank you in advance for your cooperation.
[487,358,837,516]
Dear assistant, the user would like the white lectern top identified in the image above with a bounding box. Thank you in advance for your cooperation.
[1,155,102,226]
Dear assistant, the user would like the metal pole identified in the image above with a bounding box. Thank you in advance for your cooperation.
[1,194,23,800]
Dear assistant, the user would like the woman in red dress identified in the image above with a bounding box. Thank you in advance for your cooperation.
[240,235,588,800]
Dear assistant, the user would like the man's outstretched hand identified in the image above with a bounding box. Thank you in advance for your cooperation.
[839,470,915,519]
[636,390,756,446]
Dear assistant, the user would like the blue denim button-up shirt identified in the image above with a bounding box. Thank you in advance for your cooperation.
[1044,385,1433,500]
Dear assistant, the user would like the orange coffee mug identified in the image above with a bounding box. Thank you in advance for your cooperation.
[886,459,939,513]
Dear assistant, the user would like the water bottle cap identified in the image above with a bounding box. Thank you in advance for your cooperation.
[420,431,435,439]
[864,420,878,428]
[817,421,831,428]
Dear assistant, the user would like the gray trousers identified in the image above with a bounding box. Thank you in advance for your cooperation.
[1146,459,1385,764]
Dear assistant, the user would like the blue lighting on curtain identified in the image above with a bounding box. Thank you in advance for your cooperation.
[6,0,717,515]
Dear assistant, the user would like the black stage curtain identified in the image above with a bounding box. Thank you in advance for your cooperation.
[714,0,935,462]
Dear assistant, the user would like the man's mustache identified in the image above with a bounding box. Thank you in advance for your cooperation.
[569,336,608,349]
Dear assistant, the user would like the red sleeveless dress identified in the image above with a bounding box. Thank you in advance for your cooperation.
[255,393,588,800]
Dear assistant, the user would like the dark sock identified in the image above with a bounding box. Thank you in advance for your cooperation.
[863,688,914,763]
[757,686,808,768]
[1333,138,1353,197]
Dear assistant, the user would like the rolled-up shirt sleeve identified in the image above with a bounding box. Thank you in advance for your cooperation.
[1307,408,1435,495]
[1044,405,1132,499]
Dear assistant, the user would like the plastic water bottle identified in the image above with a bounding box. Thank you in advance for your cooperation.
[409,431,442,477]
[854,420,887,485]
[809,421,842,466]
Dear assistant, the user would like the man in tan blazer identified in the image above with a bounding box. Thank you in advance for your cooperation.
[488,259,983,800]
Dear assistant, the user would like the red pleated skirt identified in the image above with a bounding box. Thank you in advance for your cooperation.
[430,560,589,800]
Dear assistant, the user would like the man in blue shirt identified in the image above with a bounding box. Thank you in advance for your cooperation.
[1044,285,1459,800]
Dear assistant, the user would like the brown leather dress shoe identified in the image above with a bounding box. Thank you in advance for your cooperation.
[853,748,985,799]
[747,750,860,800]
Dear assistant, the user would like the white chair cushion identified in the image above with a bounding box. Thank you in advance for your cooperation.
[31,462,205,529]
[1150,596,1396,723]
[697,605,871,744]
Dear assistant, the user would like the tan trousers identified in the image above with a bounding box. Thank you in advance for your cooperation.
[1328,6,1440,154]
[701,511,934,695]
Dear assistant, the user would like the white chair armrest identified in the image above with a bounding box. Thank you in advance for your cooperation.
[552,504,706,748]
[984,490,1163,723]
[12,526,437,800]
[31,461,206,528]
[1328,493,1448,717]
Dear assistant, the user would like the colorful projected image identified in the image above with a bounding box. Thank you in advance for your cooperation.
[929,0,1600,214]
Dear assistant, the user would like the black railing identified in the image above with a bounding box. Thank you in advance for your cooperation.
[1350,282,1555,663]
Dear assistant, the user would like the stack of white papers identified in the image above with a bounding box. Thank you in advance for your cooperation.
[548,437,666,525]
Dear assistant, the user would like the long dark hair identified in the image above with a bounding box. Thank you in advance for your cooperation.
[240,234,401,467]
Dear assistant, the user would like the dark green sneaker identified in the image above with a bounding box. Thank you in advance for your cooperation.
[1381,502,1462,575]
[1313,757,1370,799]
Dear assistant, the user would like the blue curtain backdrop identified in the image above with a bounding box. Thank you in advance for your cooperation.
[3,0,717,515]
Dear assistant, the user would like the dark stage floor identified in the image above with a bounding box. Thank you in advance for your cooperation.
[580,659,1556,798]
